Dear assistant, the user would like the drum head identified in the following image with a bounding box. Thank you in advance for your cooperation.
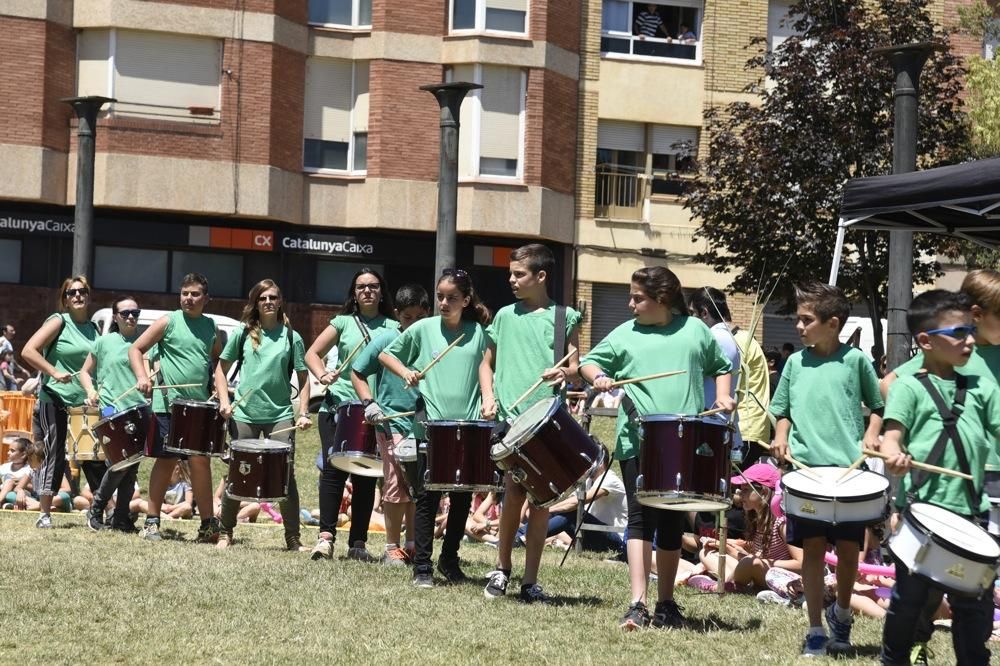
[94,403,149,429]
[230,438,291,453]
[173,399,216,408]
[501,397,559,453]
[639,413,695,424]
[909,503,1000,559]
[396,438,417,462]
[781,467,889,501]
[329,455,383,477]
[425,420,496,429]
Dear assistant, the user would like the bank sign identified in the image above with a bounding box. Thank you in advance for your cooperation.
[0,214,74,235]
[280,233,376,258]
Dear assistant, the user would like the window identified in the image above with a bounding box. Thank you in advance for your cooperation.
[985,19,1000,60]
[171,251,243,298]
[94,246,167,292]
[77,29,222,122]
[308,0,372,29]
[451,0,527,35]
[303,59,369,174]
[0,239,20,283]
[600,1,703,63]
[315,260,383,304]
[449,65,526,180]
[767,1,796,52]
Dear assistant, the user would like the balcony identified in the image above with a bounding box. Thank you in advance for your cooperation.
[595,168,646,221]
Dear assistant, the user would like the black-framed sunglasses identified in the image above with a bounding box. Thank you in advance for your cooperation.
[118,309,141,319]
[924,324,977,340]
[257,294,280,302]
[355,283,381,292]
[442,268,470,280]
[65,288,89,297]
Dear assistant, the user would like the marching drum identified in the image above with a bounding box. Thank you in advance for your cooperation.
[890,502,1000,597]
[424,420,500,493]
[636,415,733,511]
[93,404,152,471]
[396,438,426,498]
[491,397,605,507]
[226,439,291,502]
[327,401,382,477]
[781,467,890,525]
[66,406,103,461]
[165,399,227,457]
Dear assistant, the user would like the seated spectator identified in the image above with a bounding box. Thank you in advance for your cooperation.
[676,23,697,42]
[3,440,73,512]
[132,461,193,519]
[1,437,34,507]
[213,477,260,524]
[466,492,500,545]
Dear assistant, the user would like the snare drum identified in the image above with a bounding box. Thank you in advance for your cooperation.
[227,439,291,502]
[781,467,890,525]
[396,438,426,497]
[327,401,382,477]
[165,399,227,457]
[425,420,500,493]
[890,502,1000,597]
[66,406,103,461]
[94,404,152,471]
[491,397,605,508]
[636,415,733,511]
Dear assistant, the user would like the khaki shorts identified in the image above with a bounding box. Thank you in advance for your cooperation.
[376,430,411,505]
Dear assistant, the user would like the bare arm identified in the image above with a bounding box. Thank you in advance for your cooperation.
[479,344,497,419]
[129,316,169,397]
[295,370,311,425]
[879,371,898,402]
[79,352,98,406]
[305,325,339,385]
[712,372,736,411]
[771,416,792,461]
[351,369,374,401]
[214,360,233,417]
[378,351,421,388]
[20,317,67,381]
[579,363,613,392]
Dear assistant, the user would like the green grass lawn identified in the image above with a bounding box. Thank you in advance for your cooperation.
[0,417,959,664]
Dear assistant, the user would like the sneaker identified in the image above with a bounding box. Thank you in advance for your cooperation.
[382,547,410,567]
[110,519,139,534]
[143,518,162,541]
[619,601,651,631]
[756,590,791,606]
[910,642,931,665]
[651,599,685,629]
[1,503,13,510]
[35,513,52,529]
[824,603,853,651]
[686,574,717,592]
[286,534,309,552]
[518,583,552,604]
[801,632,828,658]
[484,570,510,600]
[436,558,469,583]
[87,508,109,532]
[347,541,377,563]
[311,536,333,561]
[196,517,221,544]
[216,530,234,549]
[413,569,434,588]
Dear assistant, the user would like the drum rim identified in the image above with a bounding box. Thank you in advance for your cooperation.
[639,413,701,423]
[94,403,151,429]
[424,483,502,492]
[636,490,732,510]
[107,454,144,472]
[162,446,226,457]
[171,398,219,408]
[902,502,1000,565]
[495,397,563,455]
[424,420,496,428]
[229,439,292,453]
[781,468,890,503]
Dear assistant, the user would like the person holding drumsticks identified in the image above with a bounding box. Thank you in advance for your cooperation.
[351,283,431,565]
[480,244,581,604]
[213,279,312,551]
[305,268,397,562]
[380,269,490,588]
[129,273,223,543]
[879,290,1000,666]
[579,266,734,630]
[79,295,149,533]
[21,275,99,530]
[769,281,884,658]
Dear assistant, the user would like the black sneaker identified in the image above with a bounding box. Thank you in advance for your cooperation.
[436,559,469,583]
[110,518,139,534]
[413,568,434,589]
[651,599,685,629]
[619,601,651,631]
[484,570,510,600]
[910,642,931,665]
[518,583,552,604]
[196,517,221,544]
[87,508,109,532]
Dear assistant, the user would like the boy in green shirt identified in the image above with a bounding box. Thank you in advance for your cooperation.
[769,281,884,657]
[479,244,581,604]
[880,289,1000,666]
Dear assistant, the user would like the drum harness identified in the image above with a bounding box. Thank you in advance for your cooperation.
[227,325,296,395]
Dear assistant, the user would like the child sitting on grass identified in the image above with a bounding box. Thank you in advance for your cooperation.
[2,440,73,511]
[132,461,193,519]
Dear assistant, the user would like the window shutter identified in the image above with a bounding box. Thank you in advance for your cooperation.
[597,120,644,151]
[650,125,698,154]
[304,58,352,142]
[479,65,521,161]
[77,30,111,97]
[352,61,369,133]
[486,0,527,11]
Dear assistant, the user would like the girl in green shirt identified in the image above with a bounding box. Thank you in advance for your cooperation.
[21,275,99,529]
[305,268,397,562]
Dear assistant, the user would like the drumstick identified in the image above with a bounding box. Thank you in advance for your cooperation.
[373,410,416,424]
[862,448,974,481]
[609,370,686,389]
[335,340,366,375]
[418,333,465,376]
[151,384,202,391]
[698,406,729,417]
[229,387,255,412]
[835,453,868,483]
[508,349,580,412]
[784,454,823,482]
[268,419,311,437]
[112,385,140,405]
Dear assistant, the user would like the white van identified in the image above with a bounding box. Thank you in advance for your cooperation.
[91,308,325,411]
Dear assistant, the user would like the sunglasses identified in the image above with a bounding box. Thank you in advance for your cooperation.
[258,294,280,302]
[355,283,381,292]
[924,324,977,340]
[65,288,89,297]
[117,309,141,319]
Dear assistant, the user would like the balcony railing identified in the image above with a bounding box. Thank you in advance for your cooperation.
[595,169,646,221]
[600,33,700,62]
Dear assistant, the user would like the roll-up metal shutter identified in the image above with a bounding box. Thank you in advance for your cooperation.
[590,282,632,346]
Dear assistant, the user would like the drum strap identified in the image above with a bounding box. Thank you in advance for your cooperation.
[911,372,979,506]
[352,314,372,345]
[553,305,566,397]
[228,326,297,390]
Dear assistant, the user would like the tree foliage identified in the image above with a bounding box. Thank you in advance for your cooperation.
[686,0,970,330]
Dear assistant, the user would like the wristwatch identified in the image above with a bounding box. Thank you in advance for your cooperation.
[361,399,374,408]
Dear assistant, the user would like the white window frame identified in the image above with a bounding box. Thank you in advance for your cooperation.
[308,0,372,30]
[303,60,368,177]
[600,0,704,67]
[447,64,527,184]
[448,0,530,38]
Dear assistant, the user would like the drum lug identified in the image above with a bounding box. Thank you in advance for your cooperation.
[124,422,136,435]
[675,473,682,490]
[552,420,561,431]
[456,428,461,441]
[579,451,592,464]
[494,471,502,485]
[423,470,430,483]
[914,540,930,564]
[455,469,462,484]
[256,485,261,498]
[511,468,527,484]
[548,482,559,495]
[719,479,728,495]
[257,455,263,464]
[636,474,644,491]
[678,422,684,438]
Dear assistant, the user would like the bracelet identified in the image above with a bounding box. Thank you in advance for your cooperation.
[594,373,608,381]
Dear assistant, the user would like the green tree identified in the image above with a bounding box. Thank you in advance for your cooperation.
[686,0,970,358]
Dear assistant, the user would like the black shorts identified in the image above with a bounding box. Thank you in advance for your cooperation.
[785,514,866,548]
[620,457,685,551]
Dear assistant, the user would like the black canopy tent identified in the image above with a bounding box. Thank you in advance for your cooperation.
[830,157,1000,283]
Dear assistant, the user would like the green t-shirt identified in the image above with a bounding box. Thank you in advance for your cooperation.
[39,313,98,407]
[487,301,582,420]
[152,310,217,414]
[895,346,1000,470]
[93,332,145,411]
[220,323,307,424]
[352,328,418,437]
[885,372,1000,516]
[321,313,399,413]
[769,344,884,467]
[581,316,732,460]
[384,317,487,439]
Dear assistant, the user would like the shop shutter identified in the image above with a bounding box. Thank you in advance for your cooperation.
[480,65,522,161]
[650,125,698,154]
[590,282,632,345]
[598,120,644,152]
[304,57,352,142]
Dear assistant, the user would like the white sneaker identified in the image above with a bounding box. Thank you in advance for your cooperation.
[311,537,333,561]
[35,513,52,529]
[484,569,509,600]
[756,590,790,606]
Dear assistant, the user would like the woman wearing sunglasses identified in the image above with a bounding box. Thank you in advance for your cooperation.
[79,295,147,532]
[213,279,312,551]
[21,276,99,529]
